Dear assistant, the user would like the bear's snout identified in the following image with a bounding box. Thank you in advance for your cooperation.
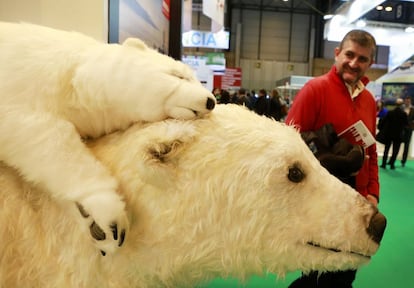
[206,97,216,110]
[366,211,387,244]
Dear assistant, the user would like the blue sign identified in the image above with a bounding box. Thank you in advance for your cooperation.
[182,30,229,49]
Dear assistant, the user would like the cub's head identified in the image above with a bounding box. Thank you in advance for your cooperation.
[73,37,215,123]
[122,38,216,120]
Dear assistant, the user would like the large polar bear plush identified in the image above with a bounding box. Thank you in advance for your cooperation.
[0,105,386,288]
[0,22,216,254]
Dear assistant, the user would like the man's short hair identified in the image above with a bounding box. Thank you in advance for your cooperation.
[339,29,377,61]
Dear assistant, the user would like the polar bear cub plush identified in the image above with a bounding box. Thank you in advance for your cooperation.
[0,22,216,255]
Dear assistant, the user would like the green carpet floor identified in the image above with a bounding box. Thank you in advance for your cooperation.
[199,159,414,288]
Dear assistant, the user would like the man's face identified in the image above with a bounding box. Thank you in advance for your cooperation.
[334,40,374,86]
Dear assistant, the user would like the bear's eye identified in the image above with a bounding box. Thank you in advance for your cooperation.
[287,164,305,183]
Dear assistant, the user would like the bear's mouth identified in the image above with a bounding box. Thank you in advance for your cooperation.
[306,241,370,259]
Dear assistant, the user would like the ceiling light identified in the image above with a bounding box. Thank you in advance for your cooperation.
[376,5,383,11]
[356,19,366,27]
[405,27,414,33]
[385,6,392,12]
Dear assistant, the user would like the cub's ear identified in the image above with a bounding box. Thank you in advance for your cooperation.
[136,121,197,189]
[122,37,148,51]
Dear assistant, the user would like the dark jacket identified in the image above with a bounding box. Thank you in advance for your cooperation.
[268,96,286,121]
[403,106,414,142]
[379,105,408,142]
[254,96,269,116]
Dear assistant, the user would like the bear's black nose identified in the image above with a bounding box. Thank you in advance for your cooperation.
[206,97,215,110]
[366,211,387,244]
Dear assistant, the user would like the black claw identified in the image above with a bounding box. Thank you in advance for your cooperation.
[90,221,106,241]
[118,229,126,247]
[101,250,106,256]
[76,203,89,218]
[110,223,118,240]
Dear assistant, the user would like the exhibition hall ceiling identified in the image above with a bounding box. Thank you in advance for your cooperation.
[224,0,414,27]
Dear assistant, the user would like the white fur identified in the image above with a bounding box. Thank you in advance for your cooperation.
[0,22,216,254]
[0,105,382,287]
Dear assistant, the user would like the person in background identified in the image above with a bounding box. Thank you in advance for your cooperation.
[268,89,288,121]
[249,90,258,109]
[232,87,250,107]
[253,89,269,116]
[401,96,414,167]
[379,98,408,169]
[376,98,388,127]
[286,29,380,288]
[219,89,231,104]
[212,87,221,103]
[283,92,291,108]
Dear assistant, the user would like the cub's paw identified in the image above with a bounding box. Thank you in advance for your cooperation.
[76,192,129,256]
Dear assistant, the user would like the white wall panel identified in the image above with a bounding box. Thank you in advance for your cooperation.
[240,59,308,91]
[290,14,311,62]
[260,12,290,60]
[0,0,106,41]
[239,9,261,59]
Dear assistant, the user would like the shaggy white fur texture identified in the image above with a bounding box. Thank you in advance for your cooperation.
[0,105,384,288]
[0,22,215,254]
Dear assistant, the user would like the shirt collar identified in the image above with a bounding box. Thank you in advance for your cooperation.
[330,66,369,99]
[345,80,365,99]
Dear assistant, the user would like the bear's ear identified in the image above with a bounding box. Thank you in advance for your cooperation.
[122,37,148,51]
[136,121,197,189]
[146,140,182,165]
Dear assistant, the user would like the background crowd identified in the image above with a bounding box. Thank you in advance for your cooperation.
[212,87,289,122]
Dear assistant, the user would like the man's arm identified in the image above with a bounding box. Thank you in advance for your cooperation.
[285,83,320,131]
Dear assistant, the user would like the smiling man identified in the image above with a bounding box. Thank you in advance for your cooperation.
[286,30,380,288]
